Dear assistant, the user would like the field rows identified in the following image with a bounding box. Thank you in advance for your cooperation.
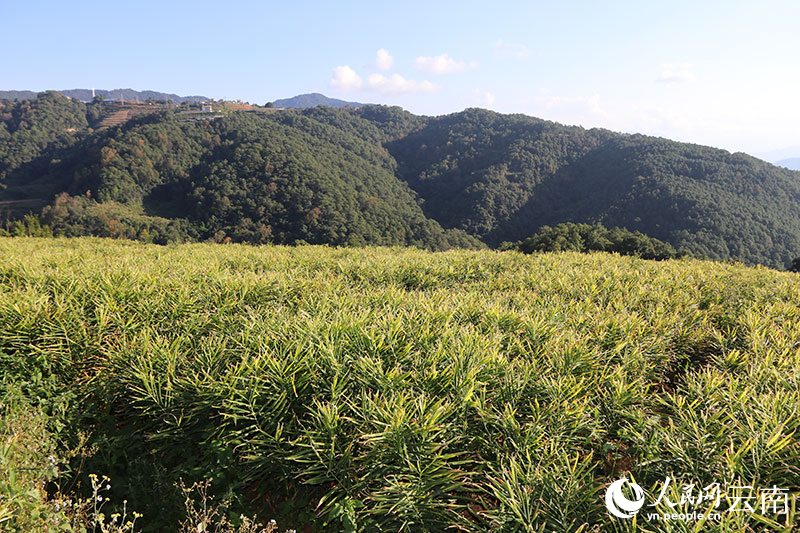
[1,238,799,531]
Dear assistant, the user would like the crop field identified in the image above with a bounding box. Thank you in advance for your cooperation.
[1,238,799,532]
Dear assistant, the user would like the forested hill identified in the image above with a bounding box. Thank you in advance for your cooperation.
[2,92,800,268]
[386,109,800,268]
[0,88,209,103]
[272,93,366,108]
[0,92,477,250]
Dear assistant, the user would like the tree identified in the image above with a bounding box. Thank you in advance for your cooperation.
[508,222,685,260]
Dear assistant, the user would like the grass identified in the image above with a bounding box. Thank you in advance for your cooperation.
[0,237,798,531]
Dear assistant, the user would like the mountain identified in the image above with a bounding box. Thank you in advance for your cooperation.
[757,145,800,163]
[272,93,366,108]
[0,88,209,103]
[776,157,800,171]
[0,92,477,249]
[2,92,800,268]
[0,90,38,100]
[385,108,800,268]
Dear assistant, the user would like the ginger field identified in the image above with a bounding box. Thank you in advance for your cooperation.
[1,238,799,532]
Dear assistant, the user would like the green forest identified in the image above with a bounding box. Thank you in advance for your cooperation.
[2,92,800,268]
[504,222,686,261]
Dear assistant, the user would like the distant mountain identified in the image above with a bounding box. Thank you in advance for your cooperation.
[758,146,800,163]
[0,90,38,100]
[272,93,366,108]
[0,88,209,103]
[775,158,800,171]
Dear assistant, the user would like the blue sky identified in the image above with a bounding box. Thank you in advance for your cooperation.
[3,1,798,156]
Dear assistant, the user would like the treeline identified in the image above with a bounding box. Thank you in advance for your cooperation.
[2,92,800,268]
[504,222,687,260]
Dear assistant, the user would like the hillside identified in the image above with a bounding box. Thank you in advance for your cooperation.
[2,92,800,267]
[0,90,38,100]
[0,91,89,185]
[2,238,799,531]
[0,94,476,249]
[0,88,209,103]
[386,108,800,267]
[272,92,366,108]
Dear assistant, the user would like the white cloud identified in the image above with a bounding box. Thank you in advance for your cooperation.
[656,62,695,83]
[414,53,477,74]
[493,39,530,58]
[474,89,496,107]
[329,64,438,95]
[536,89,582,109]
[331,65,362,91]
[587,94,613,119]
[367,73,438,94]
[376,48,394,71]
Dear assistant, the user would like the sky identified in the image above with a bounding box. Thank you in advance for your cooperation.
[3,0,798,157]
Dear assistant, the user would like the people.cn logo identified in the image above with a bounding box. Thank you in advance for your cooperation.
[605,478,646,519]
